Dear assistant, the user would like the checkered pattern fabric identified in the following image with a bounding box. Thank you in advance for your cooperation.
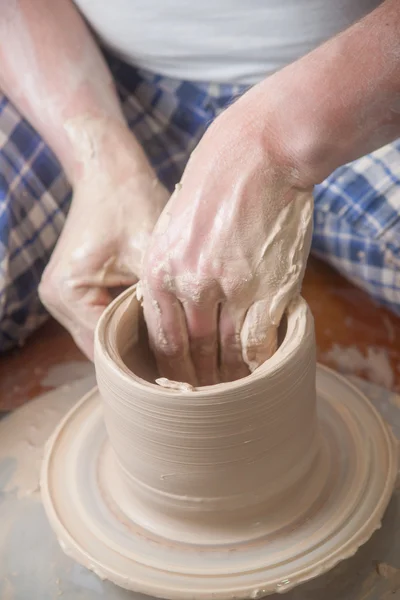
[313,143,400,313]
[1,54,399,352]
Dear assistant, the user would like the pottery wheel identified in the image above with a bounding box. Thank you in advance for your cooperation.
[40,365,398,600]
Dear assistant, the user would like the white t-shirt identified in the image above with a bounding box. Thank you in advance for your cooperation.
[74,0,381,84]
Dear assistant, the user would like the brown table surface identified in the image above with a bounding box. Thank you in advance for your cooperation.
[1,256,399,413]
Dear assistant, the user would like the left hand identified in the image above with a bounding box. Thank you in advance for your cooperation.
[39,121,169,359]
[142,93,314,386]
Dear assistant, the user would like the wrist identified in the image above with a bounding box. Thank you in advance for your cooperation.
[220,82,317,191]
[65,116,152,187]
[237,76,336,189]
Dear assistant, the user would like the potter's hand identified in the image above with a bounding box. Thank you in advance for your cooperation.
[142,100,313,386]
[142,0,400,386]
[39,122,169,359]
[0,0,168,357]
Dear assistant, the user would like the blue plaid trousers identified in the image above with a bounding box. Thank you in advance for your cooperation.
[1,54,400,352]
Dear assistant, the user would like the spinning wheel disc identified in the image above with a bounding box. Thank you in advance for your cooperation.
[41,365,398,600]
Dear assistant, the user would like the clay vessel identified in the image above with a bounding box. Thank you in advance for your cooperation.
[94,285,324,544]
[41,284,398,598]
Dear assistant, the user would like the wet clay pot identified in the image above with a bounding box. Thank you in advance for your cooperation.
[94,286,320,544]
[41,284,398,599]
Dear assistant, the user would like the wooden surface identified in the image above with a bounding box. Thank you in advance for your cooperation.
[1,256,400,413]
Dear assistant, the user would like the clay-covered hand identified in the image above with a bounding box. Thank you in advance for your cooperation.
[39,122,169,359]
[142,100,313,386]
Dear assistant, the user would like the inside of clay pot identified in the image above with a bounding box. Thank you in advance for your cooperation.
[122,306,159,382]
[118,297,288,386]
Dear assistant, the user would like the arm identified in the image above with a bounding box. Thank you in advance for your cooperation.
[0,0,132,181]
[142,0,400,386]
[0,0,168,357]
[240,0,400,187]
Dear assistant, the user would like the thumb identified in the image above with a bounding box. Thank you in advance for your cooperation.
[43,283,112,361]
[240,300,278,372]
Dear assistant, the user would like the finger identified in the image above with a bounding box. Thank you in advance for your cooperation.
[70,312,103,361]
[40,283,111,360]
[70,286,112,359]
[184,302,220,386]
[142,286,197,386]
[218,303,250,383]
[240,300,278,372]
[80,256,138,289]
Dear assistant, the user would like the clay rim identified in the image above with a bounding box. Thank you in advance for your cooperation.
[40,366,399,600]
[94,284,313,396]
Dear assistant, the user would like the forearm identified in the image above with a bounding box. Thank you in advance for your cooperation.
[0,0,129,181]
[243,0,400,186]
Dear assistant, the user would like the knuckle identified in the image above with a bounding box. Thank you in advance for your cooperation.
[38,272,58,308]
[39,268,71,313]
[145,259,171,293]
[154,336,185,359]
[224,278,248,299]
[189,277,220,306]
[148,322,187,360]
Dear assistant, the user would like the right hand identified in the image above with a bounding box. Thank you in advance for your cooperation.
[142,98,313,387]
[39,120,169,358]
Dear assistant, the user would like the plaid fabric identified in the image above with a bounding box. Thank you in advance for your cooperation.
[1,54,399,352]
[313,143,400,314]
